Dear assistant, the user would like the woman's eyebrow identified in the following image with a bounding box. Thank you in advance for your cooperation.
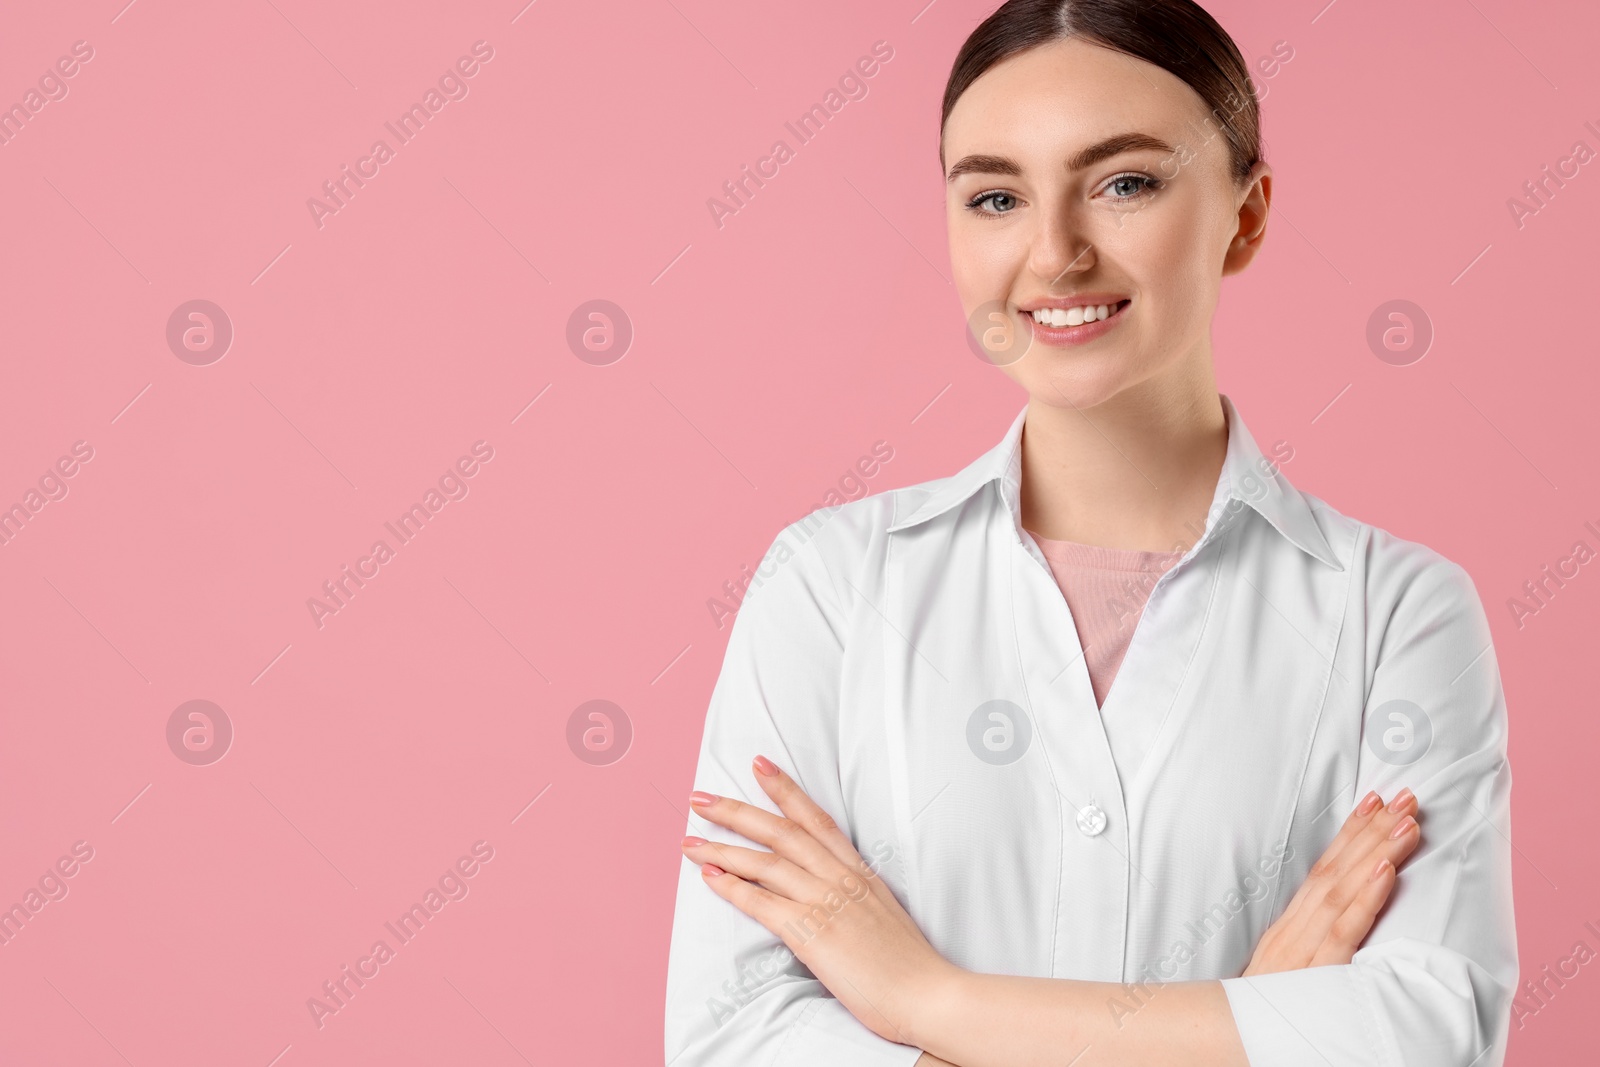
[945,154,1021,183]
[945,132,1177,183]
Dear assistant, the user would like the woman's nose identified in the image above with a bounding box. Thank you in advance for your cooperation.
[1028,207,1095,285]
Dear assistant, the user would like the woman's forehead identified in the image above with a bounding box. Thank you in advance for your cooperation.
[943,38,1208,151]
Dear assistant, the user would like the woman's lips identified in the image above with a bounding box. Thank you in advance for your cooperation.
[1025,298,1131,347]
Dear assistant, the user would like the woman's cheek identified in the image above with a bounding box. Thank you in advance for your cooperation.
[950,229,1020,314]
[1140,223,1217,337]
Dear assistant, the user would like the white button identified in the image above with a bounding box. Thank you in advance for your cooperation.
[1076,804,1107,836]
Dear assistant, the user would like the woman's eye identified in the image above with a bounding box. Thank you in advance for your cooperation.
[1103,174,1162,201]
[966,190,1019,215]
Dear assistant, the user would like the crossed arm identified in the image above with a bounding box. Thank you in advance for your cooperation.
[682,757,1421,1067]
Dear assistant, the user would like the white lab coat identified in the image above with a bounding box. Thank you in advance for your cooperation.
[665,395,1517,1067]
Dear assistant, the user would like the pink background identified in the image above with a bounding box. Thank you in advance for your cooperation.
[0,0,1595,1063]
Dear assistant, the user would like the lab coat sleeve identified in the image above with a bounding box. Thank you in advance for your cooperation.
[664,518,926,1067]
[1220,549,1520,1067]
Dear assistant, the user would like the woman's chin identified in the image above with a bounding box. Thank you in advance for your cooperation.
[1015,367,1141,413]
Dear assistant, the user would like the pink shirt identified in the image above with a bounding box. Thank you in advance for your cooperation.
[1025,529,1184,709]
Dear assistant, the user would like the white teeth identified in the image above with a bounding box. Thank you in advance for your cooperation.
[1031,302,1119,326]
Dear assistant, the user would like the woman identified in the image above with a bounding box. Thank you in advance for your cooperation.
[664,2,1517,1065]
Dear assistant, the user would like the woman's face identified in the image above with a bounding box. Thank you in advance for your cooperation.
[942,36,1269,410]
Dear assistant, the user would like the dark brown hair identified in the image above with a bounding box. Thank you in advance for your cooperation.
[940,0,1262,184]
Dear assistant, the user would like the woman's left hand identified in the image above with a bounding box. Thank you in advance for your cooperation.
[682,754,958,1049]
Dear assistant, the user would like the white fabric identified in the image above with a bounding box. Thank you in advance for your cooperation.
[664,395,1518,1067]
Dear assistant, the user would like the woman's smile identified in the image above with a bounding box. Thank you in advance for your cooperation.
[1019,296,1132,346]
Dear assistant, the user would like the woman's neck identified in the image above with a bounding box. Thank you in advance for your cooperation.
[1017,375,1227,554]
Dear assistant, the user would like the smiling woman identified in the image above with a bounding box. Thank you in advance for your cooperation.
[665,2,1518,1066]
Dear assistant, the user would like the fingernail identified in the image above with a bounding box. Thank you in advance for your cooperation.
[691,791,718,807]
[1389,815,1417,839]
[1386,788,1414,813]
[753,754,780,777]
[1370,857,1392,881]
[702,863,725,877]
[682,836,707,848]
[1357,791,1382,815]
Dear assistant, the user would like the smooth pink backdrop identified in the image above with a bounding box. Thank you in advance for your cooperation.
[0,1,1594,1063]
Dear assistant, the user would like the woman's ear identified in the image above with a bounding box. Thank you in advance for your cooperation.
[1223,161,1273,277]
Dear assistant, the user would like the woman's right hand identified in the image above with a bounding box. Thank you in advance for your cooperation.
[1242,788,1421,976]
